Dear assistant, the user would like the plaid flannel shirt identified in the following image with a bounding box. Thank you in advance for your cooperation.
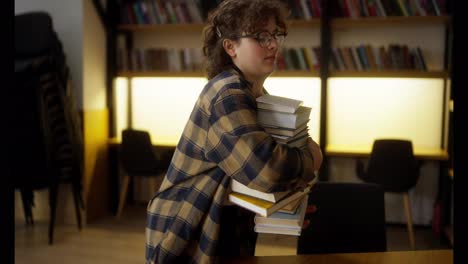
[145,67,316,263]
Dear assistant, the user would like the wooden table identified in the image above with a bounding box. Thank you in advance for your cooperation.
[222,249,453,264]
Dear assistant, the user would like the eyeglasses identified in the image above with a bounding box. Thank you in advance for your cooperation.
[239,31,287,48]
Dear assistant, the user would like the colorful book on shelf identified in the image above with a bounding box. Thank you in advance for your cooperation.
[256,94,303,114]
[228,177,317,217]
[254,195,308,228]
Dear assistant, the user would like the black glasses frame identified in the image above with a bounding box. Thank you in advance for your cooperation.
[238,31,288,48]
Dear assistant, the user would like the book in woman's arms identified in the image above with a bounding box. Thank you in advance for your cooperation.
[228,177,318,217]
[257,106,312,129]
[285,134,309,148]
[263,122,309,137]
[271,127,308,143]
[253,195,308,236]
[256,94,303,113]
[230,179,290,203]
[254,224,302,236]
[254,195,308,228]
[277,196,303,214]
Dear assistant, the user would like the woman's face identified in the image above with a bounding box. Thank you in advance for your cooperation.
[231,17,283,81]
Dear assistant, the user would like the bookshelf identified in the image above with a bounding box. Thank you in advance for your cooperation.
[321,1,454,233]
[117,70,318,78]
[331,15,450,28]
[109,0,452,159]
[105,0,453,226]
[115,19,320,77]
[118,23,205,32]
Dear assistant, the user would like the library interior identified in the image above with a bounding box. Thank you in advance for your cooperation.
[13,0,459,263]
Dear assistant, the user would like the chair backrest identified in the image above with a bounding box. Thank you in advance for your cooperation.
[13,11,82,190]
[365,139,420,192]
[120,129,161,176]
[298,182,387,254]
[15,11,55,59]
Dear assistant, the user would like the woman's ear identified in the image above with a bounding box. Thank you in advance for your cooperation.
[222,39,237,58]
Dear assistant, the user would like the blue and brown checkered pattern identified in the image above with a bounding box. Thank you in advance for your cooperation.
[145,67,315,263]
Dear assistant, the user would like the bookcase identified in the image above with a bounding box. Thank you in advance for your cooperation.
[104,0,453,227]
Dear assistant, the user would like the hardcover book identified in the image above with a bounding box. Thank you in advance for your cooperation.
[228,177,317,217]
[256,94,303,114]
[254,224,302,236]
[254,195,308,228]
[263,123,308,137]
[272,128,309,145]
[276,196,304,214]
[231,179,290,203]
[257,106,312,130]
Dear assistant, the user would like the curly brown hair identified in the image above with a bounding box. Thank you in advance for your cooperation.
[202,0,290,79]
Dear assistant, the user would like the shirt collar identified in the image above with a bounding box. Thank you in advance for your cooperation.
[228,64,252,88]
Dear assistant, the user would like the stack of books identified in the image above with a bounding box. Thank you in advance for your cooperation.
[256,94,312,148]
[254,195,309,236]
[227,94,316,235]
[228,178,316,216]
[228,178,316,235]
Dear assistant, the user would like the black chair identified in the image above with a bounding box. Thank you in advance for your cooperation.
[356,139,420,249]
[298,182,387,254]
[13,11,84,244]
[116,129,166,218]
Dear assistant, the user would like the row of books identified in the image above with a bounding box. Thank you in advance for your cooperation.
[119,0,323,25]
[120,0,205,25]
[286,0,323,19]
[116,47,204,72]
[119,0,447,26]
[117,46,319,72]
[277,44,428,72]
[277,47,320,72]
[116,44,427,73]
[332,0,448,18]
[329,44,428,71]
[228,94,316,236]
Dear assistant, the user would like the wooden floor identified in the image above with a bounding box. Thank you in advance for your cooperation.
[15,205,146,264]
[14,204,451,264]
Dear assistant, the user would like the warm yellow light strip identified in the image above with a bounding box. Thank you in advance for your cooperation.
[114,77,321,146]
[132,77,206,146]
[327,77,445,149]
[114,78,128,140]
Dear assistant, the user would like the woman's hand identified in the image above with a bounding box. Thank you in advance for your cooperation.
[307,137,323,172]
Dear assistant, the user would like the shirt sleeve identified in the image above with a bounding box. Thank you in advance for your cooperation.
[205,87,315,193]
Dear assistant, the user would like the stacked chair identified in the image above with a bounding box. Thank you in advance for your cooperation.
[13,11,84,244]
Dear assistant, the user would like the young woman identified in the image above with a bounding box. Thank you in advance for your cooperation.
[145,0,323,263]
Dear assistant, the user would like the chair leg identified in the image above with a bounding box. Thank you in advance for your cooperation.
[403,192,416,249]
[20,188,34,225]
[48,183,59,245]
[71,181,83,230]
[116,175,130,218]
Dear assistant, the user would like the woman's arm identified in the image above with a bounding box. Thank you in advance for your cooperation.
[205,87,315,193]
